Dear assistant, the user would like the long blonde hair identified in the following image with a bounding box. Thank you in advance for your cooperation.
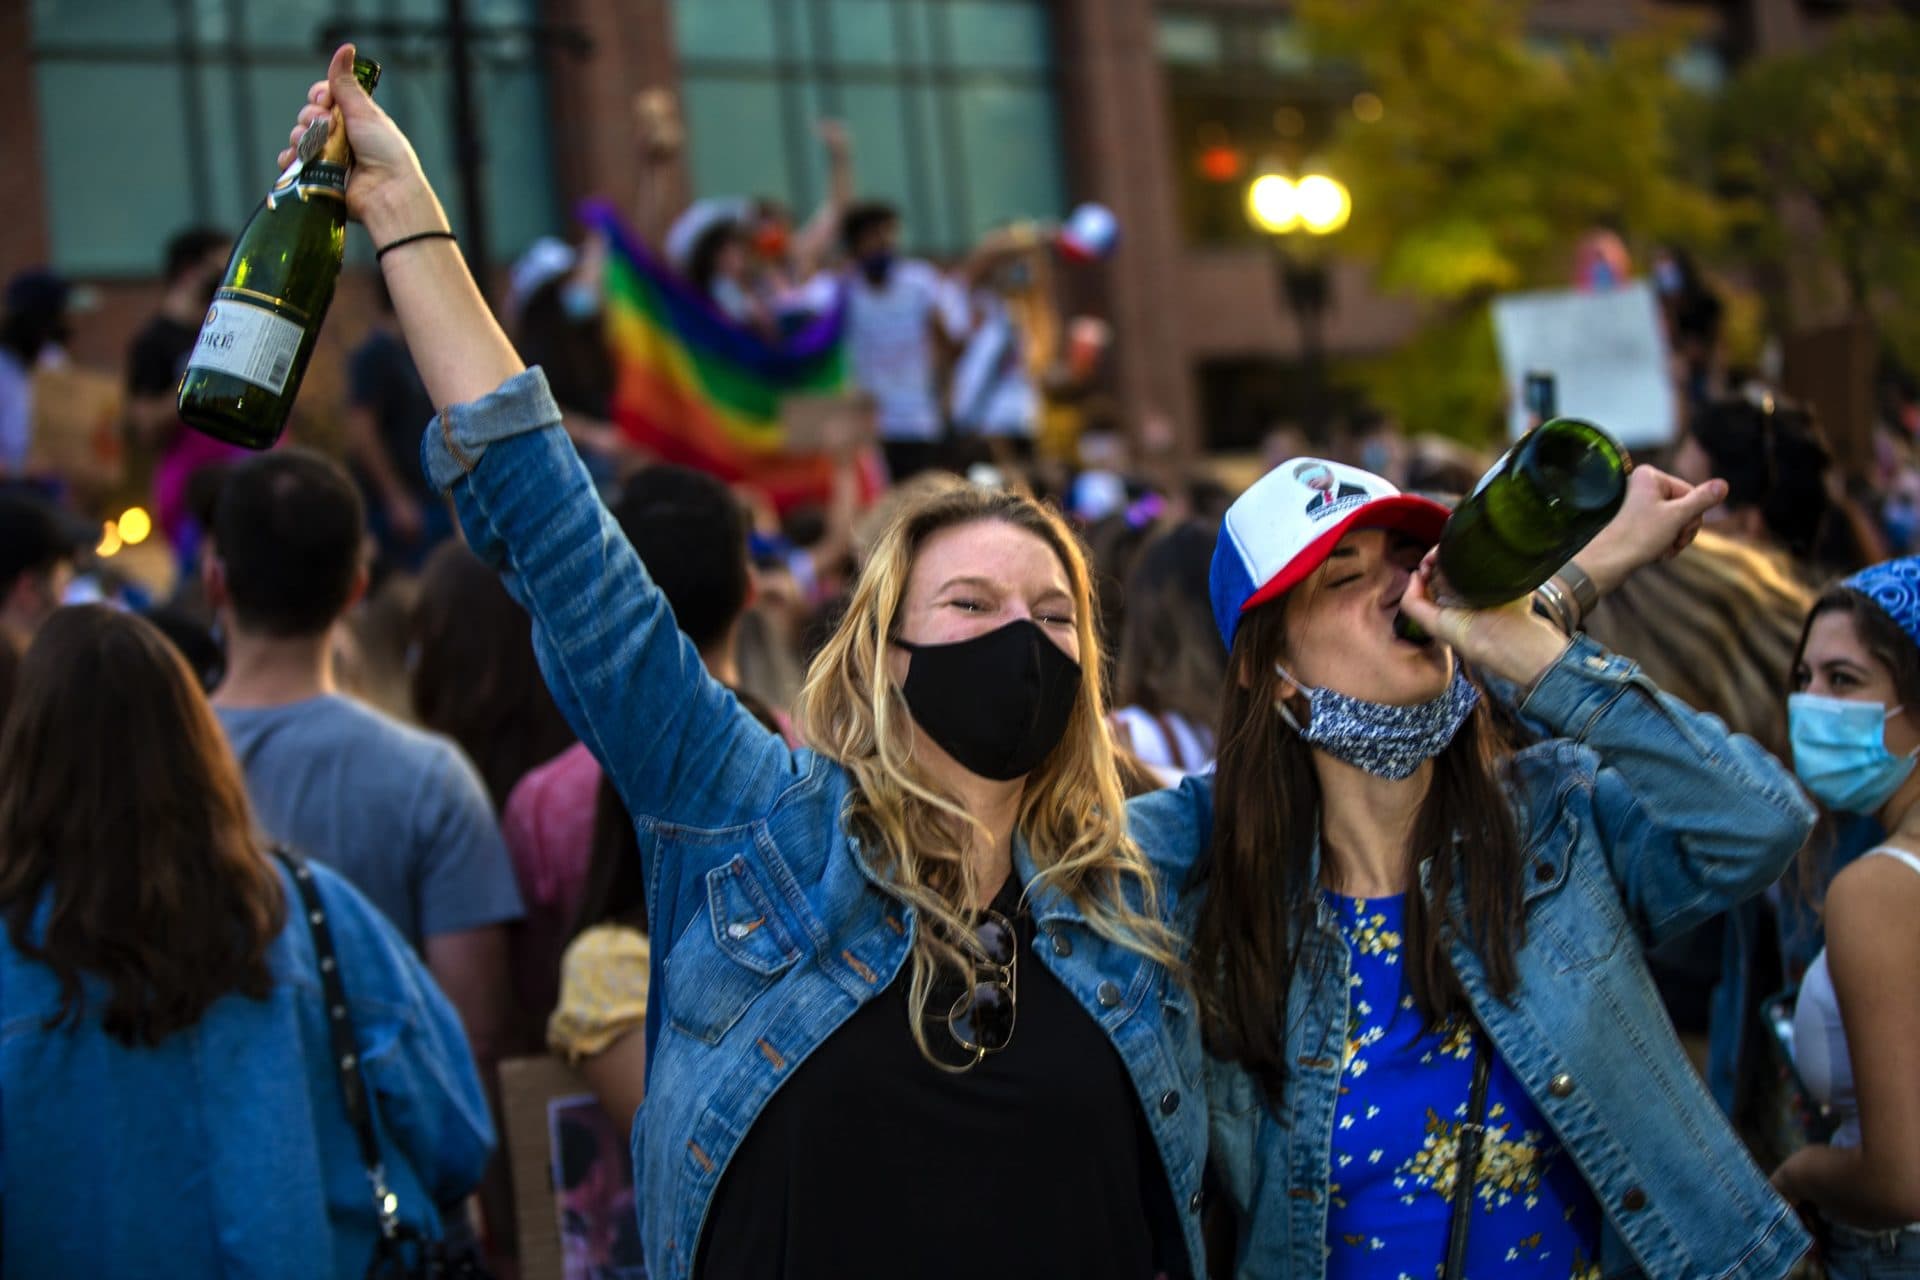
[796,476,1184,1067]
[1582,530,1814,759]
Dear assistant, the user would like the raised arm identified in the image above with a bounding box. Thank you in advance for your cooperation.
[1402,469,1813,940]
[284,46,793,833]
[791,120,854,280]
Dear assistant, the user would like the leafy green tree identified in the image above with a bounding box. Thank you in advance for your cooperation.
[1292,0,1733,442]
[1714,14,1920,371]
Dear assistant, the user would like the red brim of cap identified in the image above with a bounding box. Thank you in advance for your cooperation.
[1239,494,1451,619]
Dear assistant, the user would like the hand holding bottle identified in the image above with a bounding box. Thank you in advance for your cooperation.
[280,44,445,247]
[1400,552,1572,692]
[1568,466,1726,596]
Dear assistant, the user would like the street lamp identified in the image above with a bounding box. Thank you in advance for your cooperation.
[1246,171,1351,437]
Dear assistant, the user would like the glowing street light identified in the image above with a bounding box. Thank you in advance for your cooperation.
[1245,169,1352,436]
[1294,174,1352,235]
[1247,174,1302,235]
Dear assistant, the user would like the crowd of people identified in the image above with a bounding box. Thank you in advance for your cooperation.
[1,42,1918,1280]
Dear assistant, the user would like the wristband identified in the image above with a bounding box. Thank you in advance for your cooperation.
[376,229,457,260]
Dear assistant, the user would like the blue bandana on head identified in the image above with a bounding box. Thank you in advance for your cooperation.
[1844,557,1920,652]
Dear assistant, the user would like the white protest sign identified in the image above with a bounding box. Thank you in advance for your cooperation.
[1491,280,1677,447]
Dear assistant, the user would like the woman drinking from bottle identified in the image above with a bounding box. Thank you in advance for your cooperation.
[1771,557,1920,1276]
[283,48,1212,1280]
[1195,458,1817,1279]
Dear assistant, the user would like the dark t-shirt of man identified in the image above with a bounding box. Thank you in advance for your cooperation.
[126,314,198,401]
[347,328,436,501]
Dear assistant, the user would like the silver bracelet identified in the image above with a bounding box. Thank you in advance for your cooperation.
[1532,580,1574,635]
[1554,561,1598,627]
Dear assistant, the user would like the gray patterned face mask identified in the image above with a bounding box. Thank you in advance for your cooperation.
[1274,662,1480,780]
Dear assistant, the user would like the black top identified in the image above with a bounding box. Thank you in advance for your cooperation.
[347,329,436,498]
[126,314,198,398]
[696,875,1180,1280]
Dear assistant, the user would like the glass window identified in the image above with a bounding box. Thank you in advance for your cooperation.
[675,0,1061,256]
[35,63,197,277]
[681,78,798,206]
[676,0,779,61]
[952,83,1063,240]
[29,0,559,274]
[943,2,1051,73]
[827,0,900,67]
[1156,12,1223,68]
[1158,7,1353,248]
[31,0,176,49]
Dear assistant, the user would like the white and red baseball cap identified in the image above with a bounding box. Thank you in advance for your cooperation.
[1209,458,1450,649]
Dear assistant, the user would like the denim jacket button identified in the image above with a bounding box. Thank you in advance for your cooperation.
[1188,1190,1204,1214]
[1050,931,1073,958]
[1159,1090,1181,1115]
[1534,861,1556,883]
[1549,1072,1575,1098]
[1621,1186,1648,1211]
[1096,981,1121,1008]
[1584,655,1609,672]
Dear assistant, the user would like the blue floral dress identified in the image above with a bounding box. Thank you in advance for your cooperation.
[1324,891,1603,1279]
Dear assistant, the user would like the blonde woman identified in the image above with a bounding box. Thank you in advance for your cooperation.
[286,50,1208,1280]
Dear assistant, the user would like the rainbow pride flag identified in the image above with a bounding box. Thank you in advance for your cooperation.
[580,199,854,511]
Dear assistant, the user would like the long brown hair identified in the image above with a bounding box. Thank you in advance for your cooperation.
[796,477,1184,1068]
[0,606,285,1046]
[1192,589,1528,1102]
[409,540,575,810]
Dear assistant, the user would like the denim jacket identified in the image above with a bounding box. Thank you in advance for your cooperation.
[0,860,493,1279]
[1206,636,1817,1280]
[423,370,1217,1279]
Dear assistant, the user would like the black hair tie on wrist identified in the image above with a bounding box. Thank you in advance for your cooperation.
[375,229,456,260]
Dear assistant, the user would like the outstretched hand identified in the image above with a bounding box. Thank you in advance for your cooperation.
[1574,465,1727,596]
[279,44,440,242]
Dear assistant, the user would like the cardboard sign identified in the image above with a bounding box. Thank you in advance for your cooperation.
[500,1055,646,1280]
[27,364,124,492]
[1491,281,1677,448]
[778,390,874,456]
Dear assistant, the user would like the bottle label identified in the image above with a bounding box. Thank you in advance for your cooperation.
[269,160,347,209]
[186,296,304,395]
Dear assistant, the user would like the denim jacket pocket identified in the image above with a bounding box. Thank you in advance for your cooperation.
[663,855,802,1044]
[1529,816,1632,974]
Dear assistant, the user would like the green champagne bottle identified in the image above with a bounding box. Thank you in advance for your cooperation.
[177,56,381,449]
[1435,417,1628,609]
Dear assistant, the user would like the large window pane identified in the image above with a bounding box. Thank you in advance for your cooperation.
[1157,12,1223,68]
[677,0,1061,258]
[952,83,1062,241]
[674,0,778,62]
[827,0,900,68]
[31,0,177,48]
[35,63,197,274]
[482,64,562,261]
[681,77,796,204]
[838,82,918,223]
[913,81,958,251]
[943,1,1051,73]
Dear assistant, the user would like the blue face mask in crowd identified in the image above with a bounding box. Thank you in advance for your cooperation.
[1787,692,1919,814]
[559,282,600,321]
[1274,662,1480,780]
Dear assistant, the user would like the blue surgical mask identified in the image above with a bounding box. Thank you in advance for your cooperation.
[1788,693,1919,814]
[559,282,600,321]
[1275,663,1480,780]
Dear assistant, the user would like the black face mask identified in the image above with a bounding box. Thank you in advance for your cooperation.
[894,619,1082,781]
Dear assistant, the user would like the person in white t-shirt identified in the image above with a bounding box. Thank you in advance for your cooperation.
[834,202,977,480]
